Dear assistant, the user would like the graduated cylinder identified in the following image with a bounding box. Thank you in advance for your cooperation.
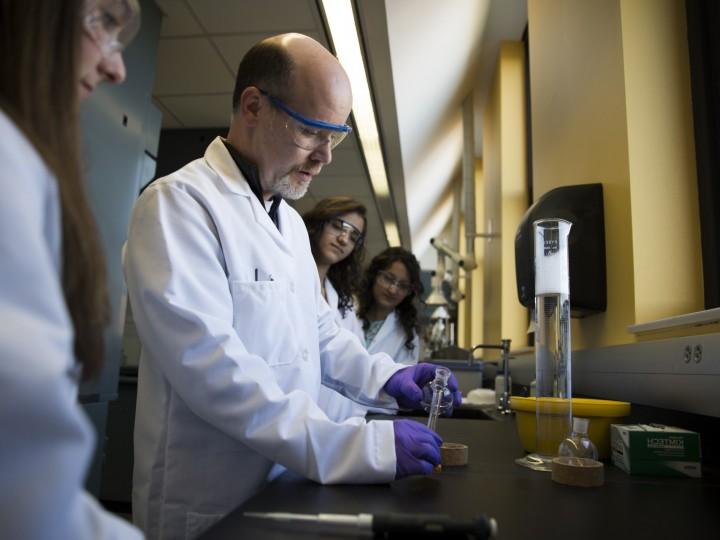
[533,219,573,463]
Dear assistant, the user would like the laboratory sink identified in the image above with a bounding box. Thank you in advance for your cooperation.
[368,404,501,422]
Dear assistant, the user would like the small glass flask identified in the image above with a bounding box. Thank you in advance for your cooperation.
[558,417,598,460]
[421,367,454,432]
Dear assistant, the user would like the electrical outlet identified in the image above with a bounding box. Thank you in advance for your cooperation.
[683,345,692,364]
[693,344,703,364]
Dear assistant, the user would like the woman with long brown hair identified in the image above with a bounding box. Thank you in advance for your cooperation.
[0,0,141,537]
[303,196,368,421]
[303,196,367,334]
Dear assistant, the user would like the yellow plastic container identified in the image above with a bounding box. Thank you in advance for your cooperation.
[510,397,631,460]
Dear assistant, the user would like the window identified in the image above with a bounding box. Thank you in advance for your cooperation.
[686,0,720,308]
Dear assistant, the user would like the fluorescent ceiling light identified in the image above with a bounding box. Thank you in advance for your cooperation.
[321,0,399,246]
[384,221,400,247]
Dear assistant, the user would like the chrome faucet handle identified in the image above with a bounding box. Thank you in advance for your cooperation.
[500,339,512,414]
[474,339,515,415]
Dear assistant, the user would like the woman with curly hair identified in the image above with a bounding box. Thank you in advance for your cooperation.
[357,247,424,366]
[303,196,367,421]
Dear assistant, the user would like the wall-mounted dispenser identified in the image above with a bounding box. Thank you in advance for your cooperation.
[514,183,606,317]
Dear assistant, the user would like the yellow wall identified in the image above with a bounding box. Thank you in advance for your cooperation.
[472,159,485,348]
[528,0,634,348]
[457,160,485,350]
[527,0,702,348]
[620,0,703,325]
[483,59,502,347]
[481,41,528,352]
[458,217,468,347]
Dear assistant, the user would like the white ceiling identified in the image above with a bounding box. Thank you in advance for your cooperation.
[152,0,527,267]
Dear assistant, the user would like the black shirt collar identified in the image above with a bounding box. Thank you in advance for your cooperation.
[222,139,282,229]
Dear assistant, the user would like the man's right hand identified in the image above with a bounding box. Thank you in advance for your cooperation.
[393,420,442,478]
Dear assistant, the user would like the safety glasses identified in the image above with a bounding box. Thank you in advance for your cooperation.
[327,218,363,245]
[259,89,352,150]
[83,0,140,58]
[377,270,412,294]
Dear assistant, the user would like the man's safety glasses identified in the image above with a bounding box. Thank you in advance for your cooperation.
[259,89,352,151]
[327,218,363,245]
[377,270,412,294]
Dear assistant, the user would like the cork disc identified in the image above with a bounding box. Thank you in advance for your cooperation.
[551,457,604,487]
[441,442,469,466]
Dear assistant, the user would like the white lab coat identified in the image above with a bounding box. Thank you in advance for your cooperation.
[124,137,404,540]
[366,310,420,366]
[0,110,142,539]
[317,279,369,422]
[325,278,364,339]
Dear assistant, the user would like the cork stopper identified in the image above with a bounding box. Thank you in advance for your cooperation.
[551,457,604,487]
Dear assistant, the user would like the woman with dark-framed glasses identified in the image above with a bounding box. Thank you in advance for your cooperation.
[357,247,425,366]
[0,0,141,538]
[303,196,368,421]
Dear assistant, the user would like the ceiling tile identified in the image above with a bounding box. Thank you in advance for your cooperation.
[156,0,203,37]
[309,174,372,200]
[321,147,365,177]
[286,196,317,217]
[187,0,317,34]
[364,242,390,260]
[213,31,326,75]
[154,99,184,128]
[154,37,234,95]
[159,94,233,128]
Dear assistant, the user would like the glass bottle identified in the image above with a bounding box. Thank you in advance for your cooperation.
[558,417,598,460]
[516,219,573,471]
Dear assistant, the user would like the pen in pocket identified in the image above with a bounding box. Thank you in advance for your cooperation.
[254,268,274,281]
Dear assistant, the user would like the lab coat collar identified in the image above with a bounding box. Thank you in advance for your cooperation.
[204,137,252,196]
[204,137,293,254]
[221,139,282,229]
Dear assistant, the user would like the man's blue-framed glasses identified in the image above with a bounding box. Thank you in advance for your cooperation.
[258,88,352,150]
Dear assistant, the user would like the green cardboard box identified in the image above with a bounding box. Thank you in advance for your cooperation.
[611,424,702,478]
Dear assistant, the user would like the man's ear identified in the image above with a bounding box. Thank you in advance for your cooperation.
[239,86,263,127]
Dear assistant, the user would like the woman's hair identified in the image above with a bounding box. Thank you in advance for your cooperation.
[0,0,109,380]
[357,247,424,351]
[303,196,367,317]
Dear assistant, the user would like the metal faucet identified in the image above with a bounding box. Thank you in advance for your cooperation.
[472,339,512,414]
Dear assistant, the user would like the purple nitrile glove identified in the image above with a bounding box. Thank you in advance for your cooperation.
[393,419,443,478]
[384,363,463,410]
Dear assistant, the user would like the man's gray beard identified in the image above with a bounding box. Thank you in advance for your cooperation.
[272,174,309,200]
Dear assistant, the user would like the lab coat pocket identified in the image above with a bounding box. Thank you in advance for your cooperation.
[229,279,296,366]
[185,511,224,539]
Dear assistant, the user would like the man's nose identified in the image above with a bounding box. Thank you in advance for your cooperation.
[311,139,333,165]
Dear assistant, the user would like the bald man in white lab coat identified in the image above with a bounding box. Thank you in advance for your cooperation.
[124,33,460,539]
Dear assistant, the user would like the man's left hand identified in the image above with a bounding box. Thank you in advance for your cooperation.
[384,363,462,410]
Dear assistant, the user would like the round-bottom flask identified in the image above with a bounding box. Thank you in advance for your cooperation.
[558,417,598,460]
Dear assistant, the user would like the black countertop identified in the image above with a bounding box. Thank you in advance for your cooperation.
[200,414,720,539]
